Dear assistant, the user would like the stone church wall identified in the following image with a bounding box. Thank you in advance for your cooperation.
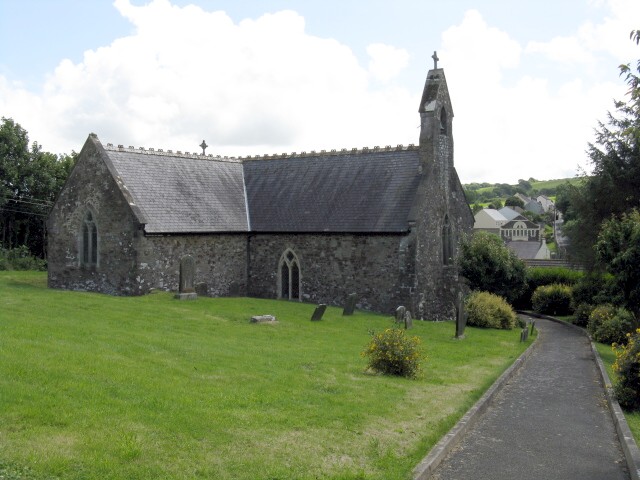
[247,233,415,314]
[134,234,247,296]
[47,141,141,295]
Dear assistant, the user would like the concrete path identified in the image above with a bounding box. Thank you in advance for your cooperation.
[429,317,630,480]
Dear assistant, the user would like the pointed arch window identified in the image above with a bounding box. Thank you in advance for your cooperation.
[278,249,301,301]
[442,214,453,265]
[81,211,98,267]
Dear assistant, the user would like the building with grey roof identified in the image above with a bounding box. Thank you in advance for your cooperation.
[47,61,473,319]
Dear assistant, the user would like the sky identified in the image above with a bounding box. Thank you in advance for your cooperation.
[1,0,639,184]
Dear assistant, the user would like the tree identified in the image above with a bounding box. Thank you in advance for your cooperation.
[595,209,640,317]
[505,195,524,209]
[517,179,532,192]
[559,33,640,267]
[458,231,527,304]
[0,117,75,257]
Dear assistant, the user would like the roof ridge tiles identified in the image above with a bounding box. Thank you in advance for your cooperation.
[103,142,418,163]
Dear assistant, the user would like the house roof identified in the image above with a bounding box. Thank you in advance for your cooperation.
[506,240,543,259]
[101,142,423,234]
[476,209,507,222]
[502,218,540,229]
[498,207,522,221]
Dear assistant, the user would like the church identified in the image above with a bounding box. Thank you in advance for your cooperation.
[47,59,473,320]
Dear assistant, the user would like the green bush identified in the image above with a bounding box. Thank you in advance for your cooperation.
[515,267,583,309]
[571,273,622,310]
[588,305,637,345]
[573,303,595,327]
[361,328,423,378]
[531,283,573,316]
[465,291,517,330]
[0,246,46,271]
[613,328,640,411]
[458,232,526,304]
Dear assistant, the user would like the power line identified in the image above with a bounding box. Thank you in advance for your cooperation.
[0,207,48,218]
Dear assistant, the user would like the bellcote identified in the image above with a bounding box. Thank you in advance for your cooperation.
[419,52,454,145]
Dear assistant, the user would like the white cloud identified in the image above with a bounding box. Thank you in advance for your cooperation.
[440,6,629,183]
[367,43,410,83]
[0,0,418,157]
[0,0,636,185]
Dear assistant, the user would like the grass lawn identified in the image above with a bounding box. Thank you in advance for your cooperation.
[0,272,532,480]
[594,343,640,446]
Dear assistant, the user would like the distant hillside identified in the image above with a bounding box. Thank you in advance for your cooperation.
[463,176,586,208]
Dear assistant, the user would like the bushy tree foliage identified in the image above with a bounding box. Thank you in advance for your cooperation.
[505,195,524,209]
[458,231,527,303]
[595,209,640,317]
[558,34,640,268]
[0,118,75,257]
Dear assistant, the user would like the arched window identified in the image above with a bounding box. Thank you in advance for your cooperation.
[278,249,301,301]
[81,211,98,267]
[442,215,453,265]
[439,107,448,135]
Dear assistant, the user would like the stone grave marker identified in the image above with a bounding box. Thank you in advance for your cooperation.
[250,314,277,324]
[455,290,468,339]
[342,293,357,316]
[311,304,327,321]
[195,282,208,296]
[395,306,406,325]
[175,255,197,300]
[250,315,278,324]
[404,310,413,329]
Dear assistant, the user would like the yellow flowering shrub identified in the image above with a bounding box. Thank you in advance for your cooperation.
[613,328,640,411]
[361,328,423,378]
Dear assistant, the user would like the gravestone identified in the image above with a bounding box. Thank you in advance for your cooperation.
[195,282,208,296]
[250,315,278,324]
[455,290,467,339]
[175,255,197,300]
[404,310,413,330]
[342,293,357,316]
[455,276,471,339]
[311,304,327,321]
[395,306,406,325]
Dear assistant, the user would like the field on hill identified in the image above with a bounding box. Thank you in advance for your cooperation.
[0,272,532,480]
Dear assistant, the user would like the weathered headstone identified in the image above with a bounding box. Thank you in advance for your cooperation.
[404,310,413,330]
[311,304,327,321]
[455,276,470,339]
[250,315,278,324]
[455,291,467,339]
[175,255,197,300]
[195,282,208,296]
[395,306,406,325]
[342,293,357,316]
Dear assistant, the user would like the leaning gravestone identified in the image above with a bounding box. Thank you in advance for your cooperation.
[175,255,197,300]
[311,304,327,321]
[395,306,406,325]
[342,293,357,316]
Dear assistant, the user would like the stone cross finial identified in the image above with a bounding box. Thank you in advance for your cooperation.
[200,140,208,155]
[432,51,439,69]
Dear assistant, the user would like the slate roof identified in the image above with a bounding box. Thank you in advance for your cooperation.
[102,144,422,234]
[106,149,248,233]
[498,207,522,221]
[244,149,421,232]
[506,241,544,259]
